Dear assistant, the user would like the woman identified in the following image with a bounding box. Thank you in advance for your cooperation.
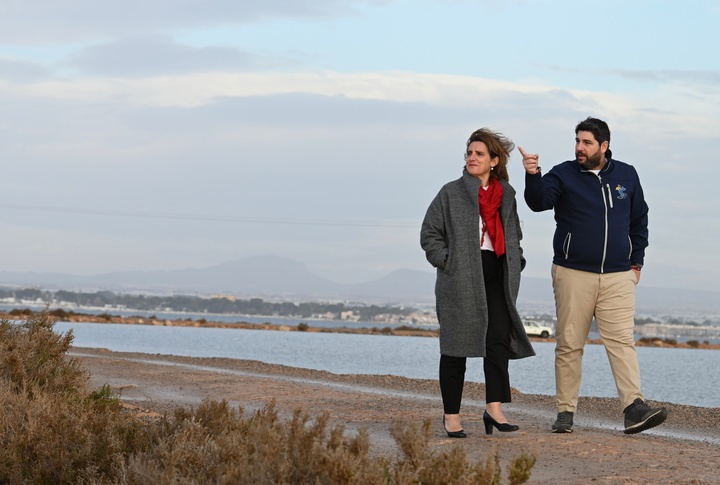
[420,128,535,437]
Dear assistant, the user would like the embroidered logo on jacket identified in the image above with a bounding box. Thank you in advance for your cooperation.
[615,184,628,199]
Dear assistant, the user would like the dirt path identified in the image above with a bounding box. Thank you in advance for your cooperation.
[71,347,720,485]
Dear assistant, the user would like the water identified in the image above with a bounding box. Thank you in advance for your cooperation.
[52,321,720,409]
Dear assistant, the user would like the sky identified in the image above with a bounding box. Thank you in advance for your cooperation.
[1,0,719,292]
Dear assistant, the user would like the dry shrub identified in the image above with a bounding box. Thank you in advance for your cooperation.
[0,310,155,484]
[0,309,85,396]
[130,403,534,485]
[0,310,535,484]
[506,452,536,485]
[390,420,534,485]
[128,401,383,484]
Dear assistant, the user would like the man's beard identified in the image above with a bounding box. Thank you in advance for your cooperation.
[577,150,603,170]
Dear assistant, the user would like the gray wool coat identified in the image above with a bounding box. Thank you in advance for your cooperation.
[420,169,535,359]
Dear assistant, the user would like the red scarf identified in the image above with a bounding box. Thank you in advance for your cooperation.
[478,177,505,256]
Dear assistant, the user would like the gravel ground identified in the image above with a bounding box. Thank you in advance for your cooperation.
[71,347,720,485]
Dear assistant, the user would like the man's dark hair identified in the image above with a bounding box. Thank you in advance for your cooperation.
[575,117,611,146]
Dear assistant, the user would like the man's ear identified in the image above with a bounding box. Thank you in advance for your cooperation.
[601,141,609,153]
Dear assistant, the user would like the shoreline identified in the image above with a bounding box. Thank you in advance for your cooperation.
[7,310,719,350]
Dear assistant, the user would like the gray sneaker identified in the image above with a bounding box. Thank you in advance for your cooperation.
[552,411,574,433]
[623,398,668,434]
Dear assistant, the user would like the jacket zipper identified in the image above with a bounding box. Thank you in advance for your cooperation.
[563,233,571,259]
[597,174,609,273]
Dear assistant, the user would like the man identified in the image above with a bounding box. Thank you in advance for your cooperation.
[519,117,667,434]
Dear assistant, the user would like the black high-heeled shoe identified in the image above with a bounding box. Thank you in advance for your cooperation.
[443,416,467,438]
[483,411,519,435]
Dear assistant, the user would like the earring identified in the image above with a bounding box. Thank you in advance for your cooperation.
[491,166,494,171]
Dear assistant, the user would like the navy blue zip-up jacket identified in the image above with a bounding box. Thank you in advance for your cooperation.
[524,156,648,274]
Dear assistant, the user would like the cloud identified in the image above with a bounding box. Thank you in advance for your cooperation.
[1,50,718,288]
[609,69,720,86]
[0,0,391,43]
[0,57,51,82]
[64,34,290,77]
[0,70,601,108]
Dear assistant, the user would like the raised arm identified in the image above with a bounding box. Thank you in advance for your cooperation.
[518,146,555,212]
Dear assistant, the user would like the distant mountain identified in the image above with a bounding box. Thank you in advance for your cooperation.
[342,269,435,304]
[0,255,718,314]
[0,256,339,298]
[84,256,341,297]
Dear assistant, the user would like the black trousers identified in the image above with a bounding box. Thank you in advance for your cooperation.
[440,250,513,414]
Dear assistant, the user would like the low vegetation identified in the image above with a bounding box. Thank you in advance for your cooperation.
[0,310,535,484]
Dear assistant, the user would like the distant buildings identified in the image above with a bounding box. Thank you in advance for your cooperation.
[636,323,720,340]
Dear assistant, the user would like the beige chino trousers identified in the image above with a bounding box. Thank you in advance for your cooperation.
[552,264,643,412]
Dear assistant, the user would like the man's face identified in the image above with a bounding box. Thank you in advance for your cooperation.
[575,130,607,170]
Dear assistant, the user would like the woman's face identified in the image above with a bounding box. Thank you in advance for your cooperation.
[464,141,498,180]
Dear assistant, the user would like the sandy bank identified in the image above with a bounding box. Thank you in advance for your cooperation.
[71,347,720,485]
